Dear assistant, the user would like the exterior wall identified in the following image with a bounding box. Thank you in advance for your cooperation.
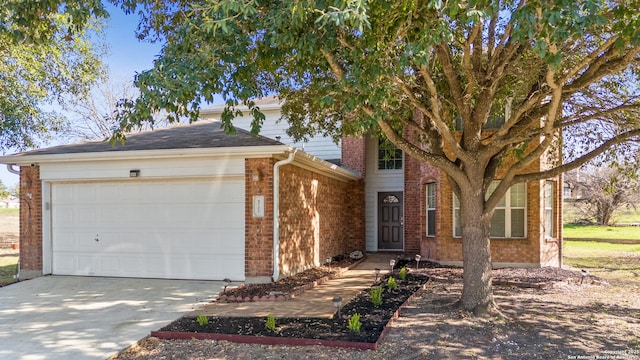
[19,166,43,279]
[278,164,364,278]
[244,158,275,283]
[433,156,563,267]
[364,136,404,251]
[203,109,342,161]
[341,136,366,175]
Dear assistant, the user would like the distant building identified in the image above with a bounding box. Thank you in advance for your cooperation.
[0,195,19,208]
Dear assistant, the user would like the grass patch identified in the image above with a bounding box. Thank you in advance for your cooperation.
[0,255,18,286]
[0,208,18,216]
[564,240,640,283]
[563,224,640,240]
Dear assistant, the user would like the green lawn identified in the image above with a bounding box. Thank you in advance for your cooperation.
[563,223,640,240]
[564,240,640,283]
[0,208,18,215]
[0,255,18,286]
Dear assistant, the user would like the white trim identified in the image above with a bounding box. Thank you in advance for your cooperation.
[273,151,297,281]
[0,145,291,164]
[42,182,52,275]
[200,102,283,115]
[426,183,436,237]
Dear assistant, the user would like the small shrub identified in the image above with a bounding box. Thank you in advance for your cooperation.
[265,313,277,332]
[370,287,383,307]
[348,313,361,333]
[388,276,398,290]
[399,266,407,280]
[196,315,209,326]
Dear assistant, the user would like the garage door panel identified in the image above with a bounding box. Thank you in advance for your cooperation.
[52,179,245,280]
[76,256,95,275]
[53,254,75,273]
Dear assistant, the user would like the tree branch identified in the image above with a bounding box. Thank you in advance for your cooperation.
[513,128,640,183]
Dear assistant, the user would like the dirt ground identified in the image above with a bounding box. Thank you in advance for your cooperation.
[113,267,640,360]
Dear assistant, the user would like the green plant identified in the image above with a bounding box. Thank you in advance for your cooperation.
[370,287,383,307]
[265,313,277,332]
[399,266,407,280]
[387,276,398,290]
[348,313,361,333]
[196,315,209,326]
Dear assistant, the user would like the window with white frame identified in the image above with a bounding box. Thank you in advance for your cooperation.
[453,181,526,238]
[377,140,403,170]
[545,181,555,238]
[426,183,436,236]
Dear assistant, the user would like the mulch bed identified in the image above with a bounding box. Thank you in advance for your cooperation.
[153,273,430,349]
[152,260,599,350]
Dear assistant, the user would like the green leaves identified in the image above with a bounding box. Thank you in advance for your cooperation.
[0,3,105,151]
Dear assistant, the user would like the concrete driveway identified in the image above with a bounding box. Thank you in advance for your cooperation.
[0,276,224,360]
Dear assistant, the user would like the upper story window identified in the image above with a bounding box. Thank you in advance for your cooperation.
[378,140,403,170]
[453,181,526,238]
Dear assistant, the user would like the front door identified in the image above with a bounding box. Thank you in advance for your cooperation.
[378,192,404,250]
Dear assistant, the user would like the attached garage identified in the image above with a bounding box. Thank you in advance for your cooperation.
[51,179,244,280]
[1,120,364,283]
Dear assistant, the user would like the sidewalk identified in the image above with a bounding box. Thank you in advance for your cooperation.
[192,253,399,319]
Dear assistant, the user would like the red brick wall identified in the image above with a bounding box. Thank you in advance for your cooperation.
[278,164,364,278]
[433,156,562,266]
[341,136,366,176]
[244,158,275,279]
[404,154,441,257]
[19,166,43,279]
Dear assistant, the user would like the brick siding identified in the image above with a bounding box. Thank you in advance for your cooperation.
[19,166,43,279]
[278,164,364,278]
[244,158,276,279]
[341,136,366,176]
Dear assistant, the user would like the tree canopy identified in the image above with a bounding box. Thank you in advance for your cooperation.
[114,0,640,313]
[0,0,108,151]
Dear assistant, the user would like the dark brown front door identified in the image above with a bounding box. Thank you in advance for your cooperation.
[378,192,404,250]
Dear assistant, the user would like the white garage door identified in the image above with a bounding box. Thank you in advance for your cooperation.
[51,179,245,280]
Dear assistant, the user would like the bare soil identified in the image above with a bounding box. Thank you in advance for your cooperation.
[112,264,640,360]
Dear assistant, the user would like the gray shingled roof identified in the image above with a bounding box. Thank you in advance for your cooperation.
[10,121,282,156]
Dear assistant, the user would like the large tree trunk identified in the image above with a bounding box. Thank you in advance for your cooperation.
[459,189,496,315]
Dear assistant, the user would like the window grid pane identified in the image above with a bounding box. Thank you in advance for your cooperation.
[427,183,436,236]
[377,141,403,170]
[453,181,527,238]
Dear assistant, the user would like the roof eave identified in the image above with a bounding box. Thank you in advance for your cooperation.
[0,145,293,165]
[200,103,282,116]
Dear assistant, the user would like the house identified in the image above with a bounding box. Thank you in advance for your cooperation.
[201,97,563,268]
[0,121,364,282]
[0,97,562,282]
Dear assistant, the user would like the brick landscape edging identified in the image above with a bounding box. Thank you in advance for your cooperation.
[150,282,428,350]
[218,257,367,303]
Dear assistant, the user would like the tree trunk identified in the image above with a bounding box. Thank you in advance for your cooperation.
[459,189,496,315]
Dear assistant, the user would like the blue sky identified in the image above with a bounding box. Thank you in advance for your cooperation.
[0,3,161,188]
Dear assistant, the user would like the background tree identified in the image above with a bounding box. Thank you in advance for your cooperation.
[0,180,8,199]
[0,0,108,151]
[65,76,170,141]
[113,0,640,314]
[566,166,640,226]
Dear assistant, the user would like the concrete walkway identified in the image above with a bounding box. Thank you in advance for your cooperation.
[194,253,399,318]
[0,276,224,360]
